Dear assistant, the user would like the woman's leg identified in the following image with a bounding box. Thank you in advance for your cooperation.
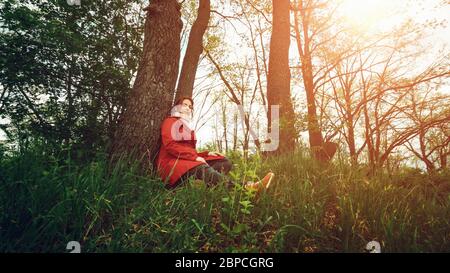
[168,164,233,189]
[207,158,233,175]
[189,164,233,187]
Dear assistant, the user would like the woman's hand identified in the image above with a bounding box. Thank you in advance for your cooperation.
[195,156,207,164]
[207,151,224,157]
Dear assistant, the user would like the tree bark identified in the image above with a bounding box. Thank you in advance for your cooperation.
[293,0,324,150]
[175,0,210,101]
[108,0,182,171]
[266,0,296,154]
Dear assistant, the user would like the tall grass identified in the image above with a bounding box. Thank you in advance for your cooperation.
[0,143,449,252]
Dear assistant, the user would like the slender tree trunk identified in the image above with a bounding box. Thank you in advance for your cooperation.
[344,89,357,165]
[374,97,382,169]
[362,86,375,172]
[65,60,73,146]
[418,126,435,172]
[175,0,210,101]
[233,111,238,151]
[109,0,182,171]
[267,0,296,154]
[293,1,323,149]
[440,150,448,169]
[301,48,323,149]
[222,101,228,152]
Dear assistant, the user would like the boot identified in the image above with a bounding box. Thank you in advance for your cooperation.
[245,172,274,192]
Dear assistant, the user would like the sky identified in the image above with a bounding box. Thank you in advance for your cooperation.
[193,0,450,149]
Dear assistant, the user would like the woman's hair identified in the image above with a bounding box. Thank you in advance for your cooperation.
[173,96,194,110]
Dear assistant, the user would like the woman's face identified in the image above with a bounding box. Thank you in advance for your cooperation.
[180,99,193,113]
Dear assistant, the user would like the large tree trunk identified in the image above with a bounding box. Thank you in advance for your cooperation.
[108,0,182,171]
[266,0,296,154]
[175,0,210,101]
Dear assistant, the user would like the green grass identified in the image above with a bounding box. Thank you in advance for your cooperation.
[0,144,449,252]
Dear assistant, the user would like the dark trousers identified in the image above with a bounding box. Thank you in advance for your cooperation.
[168,158,233,189]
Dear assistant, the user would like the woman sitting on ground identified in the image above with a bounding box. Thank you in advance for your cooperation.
[156,96,274,191]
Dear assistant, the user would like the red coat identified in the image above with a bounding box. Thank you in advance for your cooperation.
[156,116,225,186]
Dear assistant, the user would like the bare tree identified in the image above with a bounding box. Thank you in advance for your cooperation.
[176,0,211,100]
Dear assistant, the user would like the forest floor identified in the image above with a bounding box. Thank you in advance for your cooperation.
[1,144,449,252]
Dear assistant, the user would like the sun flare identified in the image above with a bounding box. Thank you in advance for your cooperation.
[340,0,392,31]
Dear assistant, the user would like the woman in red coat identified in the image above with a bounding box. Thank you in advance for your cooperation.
[156,97,274,190]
